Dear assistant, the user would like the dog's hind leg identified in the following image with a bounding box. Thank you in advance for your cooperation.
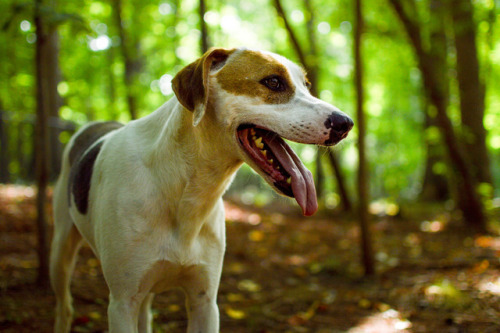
[50,180,83,333]
[50,222,83,333]
[138,292,155,333]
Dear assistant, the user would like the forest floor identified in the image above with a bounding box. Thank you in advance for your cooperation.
[0,184,499,333]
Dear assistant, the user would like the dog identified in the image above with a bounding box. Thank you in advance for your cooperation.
[50,47,353,333]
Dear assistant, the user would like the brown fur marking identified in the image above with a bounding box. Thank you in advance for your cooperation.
[215,50,296,104]
[172,48,236,112]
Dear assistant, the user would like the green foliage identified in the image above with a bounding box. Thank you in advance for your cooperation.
[1,0,499,202]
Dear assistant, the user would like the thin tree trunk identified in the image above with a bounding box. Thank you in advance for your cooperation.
[0,109,9,183]
[172,0,182,68]
[420,109,449,201]
[449,0,491,185]
[46,21,62,179]
[354,0,375,276]
[107,46,118,120]
[274,0,352,212]
[420,0,450,202]
[327,149,352,211]
[34,0,50,288]
[199,0,209,54]
[272,0,307,69]
[304,0,318,97]
[389,0,486,233]
[315,147,325,205]
[16,122,22,180]
[113,0,139,120]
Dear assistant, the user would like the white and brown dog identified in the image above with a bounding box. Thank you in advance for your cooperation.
[50,48,353,333]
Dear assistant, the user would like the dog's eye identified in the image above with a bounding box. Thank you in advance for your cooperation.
[261,75,286,92]
[305,81,311,89]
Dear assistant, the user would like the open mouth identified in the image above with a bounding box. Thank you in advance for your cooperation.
[237,124,317,216]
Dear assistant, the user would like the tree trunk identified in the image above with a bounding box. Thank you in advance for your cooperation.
[315,147,325,204]
[16,122,24,180]
[389,0,487,233]
[171,0,182,68]
[449,0,492,185]
[304,0,318,97]
[45,21,62,180]
[107,46,118,120]
[273,0,308,69]
[420,0,450,202]
[199,0,209,54]
[0,109,9,183]
[34,0,51,288]
[113,0,139,120]
[274,0,352,210]
[420,110,449,201]
[327,149,352,212]
[354,0,375,276]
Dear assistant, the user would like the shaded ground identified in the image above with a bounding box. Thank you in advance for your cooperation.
[0,185,499,332]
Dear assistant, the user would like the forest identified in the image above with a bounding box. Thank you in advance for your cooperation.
[0,0,499,332]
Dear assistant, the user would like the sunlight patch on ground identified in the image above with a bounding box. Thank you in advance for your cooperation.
[224,201,262,225]
[478,276,500,295]
[474,235,500,251]
[0,185,36,200]
[369,200,399,217]
[346,308,412,333]
[419,220,445,233]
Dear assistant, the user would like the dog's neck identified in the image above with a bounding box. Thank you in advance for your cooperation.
[139,97,242,243]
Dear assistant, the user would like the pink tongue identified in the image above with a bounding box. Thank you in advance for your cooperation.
[265,137,318,216]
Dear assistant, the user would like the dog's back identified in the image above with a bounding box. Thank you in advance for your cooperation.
[50,121,123,332]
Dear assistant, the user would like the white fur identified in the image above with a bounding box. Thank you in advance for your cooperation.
[50,49,351,333]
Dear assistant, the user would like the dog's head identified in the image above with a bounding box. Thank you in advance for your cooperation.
[172,47,353,216]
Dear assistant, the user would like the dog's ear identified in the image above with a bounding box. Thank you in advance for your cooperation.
[172,48,234,126]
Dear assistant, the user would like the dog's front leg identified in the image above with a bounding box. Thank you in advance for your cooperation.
[185,287,220,333]
[108,293,146,333]
[180,253,224,333]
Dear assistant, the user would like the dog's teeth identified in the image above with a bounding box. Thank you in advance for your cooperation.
[262,150,267,157]
[286,177,291,184]
[276,166,280,170]
[252,136,257,140]
[251,128,256,135]
[254,137,264,149]
[268,158,273,164]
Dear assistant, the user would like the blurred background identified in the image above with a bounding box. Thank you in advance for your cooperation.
[0,0,499,332]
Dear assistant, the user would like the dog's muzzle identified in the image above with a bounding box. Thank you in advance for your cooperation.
[324,112,354,146]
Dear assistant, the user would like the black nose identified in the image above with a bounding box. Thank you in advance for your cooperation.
[324,112,354,145]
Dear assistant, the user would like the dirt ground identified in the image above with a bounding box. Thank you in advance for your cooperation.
[1,185,499,332]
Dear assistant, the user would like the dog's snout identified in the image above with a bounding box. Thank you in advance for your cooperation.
[324,113,354,145]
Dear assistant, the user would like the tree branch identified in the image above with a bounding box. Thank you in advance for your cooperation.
[272,0,308,70]
[388,0,426,60]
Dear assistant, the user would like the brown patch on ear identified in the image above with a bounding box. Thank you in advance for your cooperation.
[216,50,296,104]
[172,48,235,121]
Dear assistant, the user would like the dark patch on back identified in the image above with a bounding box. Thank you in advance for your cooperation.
[68,121,123,214]
[69,121,123,167]
[71,141,103,214]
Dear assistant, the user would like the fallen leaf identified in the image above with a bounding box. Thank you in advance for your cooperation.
[225,307,246,319]
[238,279,261,293]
